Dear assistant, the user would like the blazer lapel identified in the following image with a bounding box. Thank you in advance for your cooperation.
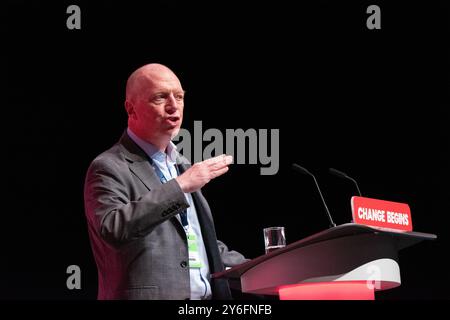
[119,131,184,229]
[119,132,162,191]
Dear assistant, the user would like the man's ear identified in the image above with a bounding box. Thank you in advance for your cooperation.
[125,100,136,119]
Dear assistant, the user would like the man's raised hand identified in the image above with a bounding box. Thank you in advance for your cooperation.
[176,155,233,193]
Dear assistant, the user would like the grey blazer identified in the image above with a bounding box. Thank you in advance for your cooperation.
[84,132,247,300]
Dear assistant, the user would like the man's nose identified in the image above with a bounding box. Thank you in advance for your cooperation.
[165,93,178,113]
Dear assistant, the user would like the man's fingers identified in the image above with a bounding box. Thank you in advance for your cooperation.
[210,156,233,171]
[204,155,225,165]
[223,155,233,165]
[211,166,229,179]
[205,155,233,168]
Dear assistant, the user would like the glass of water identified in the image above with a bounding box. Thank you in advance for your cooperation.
[263,226,286,254]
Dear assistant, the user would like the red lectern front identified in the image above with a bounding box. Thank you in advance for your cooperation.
[212,223,436,300]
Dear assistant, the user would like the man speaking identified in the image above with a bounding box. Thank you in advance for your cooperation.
[84,63,247,300]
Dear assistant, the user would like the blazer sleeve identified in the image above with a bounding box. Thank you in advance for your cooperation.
[84,157,190,247]
[217,240,250,267]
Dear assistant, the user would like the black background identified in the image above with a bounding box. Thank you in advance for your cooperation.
[2,0,449,301]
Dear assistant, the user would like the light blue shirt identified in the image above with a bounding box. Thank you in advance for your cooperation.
[127,128,212,300]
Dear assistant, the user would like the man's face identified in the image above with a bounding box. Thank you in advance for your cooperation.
[128,70,185,143]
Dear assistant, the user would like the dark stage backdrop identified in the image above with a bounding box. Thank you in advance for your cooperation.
[3,0,449,300]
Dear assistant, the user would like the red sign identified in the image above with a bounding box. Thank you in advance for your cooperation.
[351,196,412,232]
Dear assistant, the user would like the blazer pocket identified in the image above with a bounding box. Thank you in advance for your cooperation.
[124,285,159,300]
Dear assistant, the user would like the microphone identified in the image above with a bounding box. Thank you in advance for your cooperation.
[329,168,362,197]
[292,164,337,228]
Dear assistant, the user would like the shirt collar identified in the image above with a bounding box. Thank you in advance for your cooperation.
[127,128,178,164]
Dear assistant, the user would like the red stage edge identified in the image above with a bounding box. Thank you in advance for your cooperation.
[278,281,375,300]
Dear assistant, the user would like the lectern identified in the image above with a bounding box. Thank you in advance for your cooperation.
[212,223,436,300]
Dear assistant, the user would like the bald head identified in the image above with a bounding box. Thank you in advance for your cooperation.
[124,63,185,150]
[126,63,182,103]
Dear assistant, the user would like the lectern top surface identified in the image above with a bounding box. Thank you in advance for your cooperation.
[213,223,436,279]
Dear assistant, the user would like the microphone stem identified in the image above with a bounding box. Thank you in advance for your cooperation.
[311,175,336,228]
[348,177,362,197]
